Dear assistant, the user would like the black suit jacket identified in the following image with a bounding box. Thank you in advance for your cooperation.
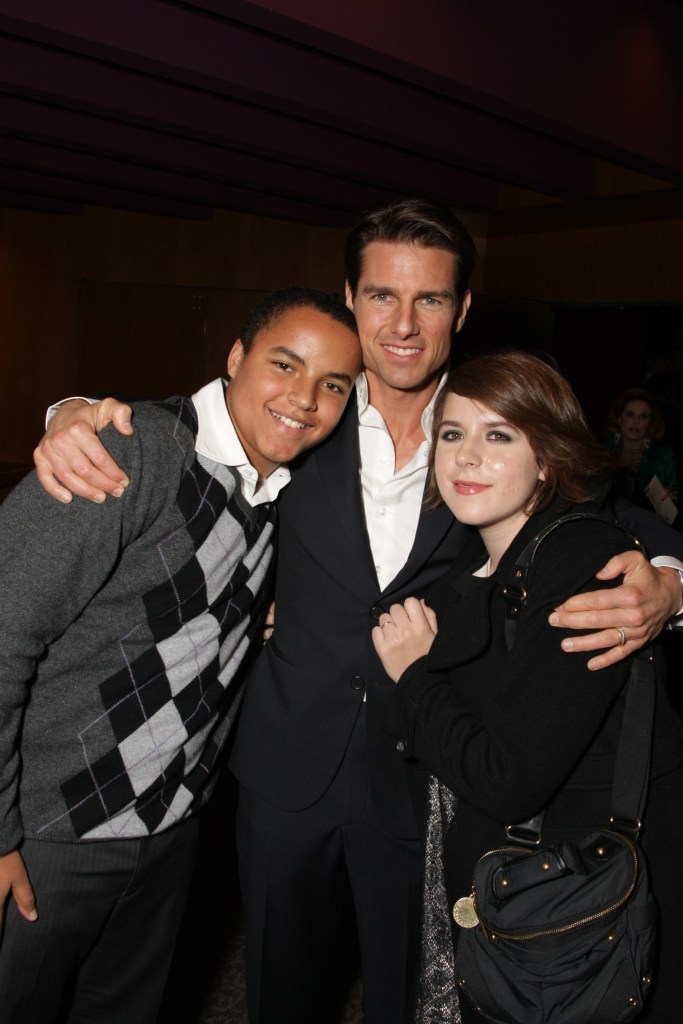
[229,394,482,839]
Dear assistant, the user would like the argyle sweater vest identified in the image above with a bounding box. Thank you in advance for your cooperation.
[0,396,276,851]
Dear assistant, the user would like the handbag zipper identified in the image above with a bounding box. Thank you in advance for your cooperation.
[473,831,639,942]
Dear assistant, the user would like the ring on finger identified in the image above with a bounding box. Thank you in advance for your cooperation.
[615,626,626,647]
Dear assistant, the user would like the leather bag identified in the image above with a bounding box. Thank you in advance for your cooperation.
[453,515,659,1024]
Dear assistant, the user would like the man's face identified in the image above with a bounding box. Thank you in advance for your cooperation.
[346,241,471,395]
[226,306,361,478]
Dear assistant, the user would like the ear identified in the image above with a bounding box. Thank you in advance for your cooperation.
[454,290,472,333]
[538,464,546,482]
[344,281,354,312]
[226,339,245,380]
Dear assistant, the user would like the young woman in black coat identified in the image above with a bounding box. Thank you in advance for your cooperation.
[373,351,683,1024]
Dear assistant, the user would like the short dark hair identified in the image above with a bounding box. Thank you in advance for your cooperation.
[240,287,358,352]
[607,387,665,441]
[427,350,611,512]
[344,196,476,305]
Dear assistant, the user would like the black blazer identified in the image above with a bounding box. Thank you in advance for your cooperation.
[230,395,481,839]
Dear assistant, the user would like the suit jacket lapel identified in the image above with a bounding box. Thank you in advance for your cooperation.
[310,392,481,601]
[313,398,378,590]
[385,500,455,596]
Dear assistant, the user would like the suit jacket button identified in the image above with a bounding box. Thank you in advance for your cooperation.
[396,740,407,753]
[370,605,384,624]
[350,675,365,691]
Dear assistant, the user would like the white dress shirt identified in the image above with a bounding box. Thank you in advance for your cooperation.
[193,379,290,506]
[356,372,443,591]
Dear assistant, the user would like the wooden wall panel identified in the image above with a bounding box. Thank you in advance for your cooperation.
[202,288,270,385]
[76,282,208,400]
[3,199,682,466]
[0,204,347,463]
[0,277,79,462]
[483,216,683,305]
[0,207,82,281]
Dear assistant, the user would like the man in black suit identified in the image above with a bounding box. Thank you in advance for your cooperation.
[228,199,683,1023]
[34,198,683,1024]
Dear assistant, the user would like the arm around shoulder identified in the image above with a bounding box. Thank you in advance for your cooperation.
[34,396,134,503]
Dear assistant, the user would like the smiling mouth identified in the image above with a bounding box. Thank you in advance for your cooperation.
[454,481,490,494]
[269,409,310,430]
[382,344,423,357]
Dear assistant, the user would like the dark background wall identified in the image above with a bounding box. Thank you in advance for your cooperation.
[0,206,350,462]
[2,1,683,464]
[2,200,682,463]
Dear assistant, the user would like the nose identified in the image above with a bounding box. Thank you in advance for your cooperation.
[391,299,418,339]
[288,382,317,412]
[454,438,482,467]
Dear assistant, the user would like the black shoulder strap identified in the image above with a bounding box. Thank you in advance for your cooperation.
[503,513,644,650]
[501,513,654,846]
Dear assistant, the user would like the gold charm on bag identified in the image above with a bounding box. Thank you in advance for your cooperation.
[453,894,479,929]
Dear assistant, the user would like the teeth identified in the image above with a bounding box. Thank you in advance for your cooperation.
[384,345,422,356]
[271,411,307,429]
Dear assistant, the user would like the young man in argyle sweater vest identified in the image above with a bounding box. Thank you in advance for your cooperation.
[0,287,360,1024]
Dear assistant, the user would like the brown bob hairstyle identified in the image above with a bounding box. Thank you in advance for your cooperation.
[427,350,611,513]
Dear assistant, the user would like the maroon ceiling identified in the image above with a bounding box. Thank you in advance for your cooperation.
[0,0,681,226]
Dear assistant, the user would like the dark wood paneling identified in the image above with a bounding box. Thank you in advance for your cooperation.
[76,282,208,400]
[483,216,683,305]
[0,277,79,462]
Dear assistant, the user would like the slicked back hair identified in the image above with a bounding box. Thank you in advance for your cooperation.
[344,196,476,306]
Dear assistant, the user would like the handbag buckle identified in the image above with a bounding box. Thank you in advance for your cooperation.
[505,822,542,847]
[610,815,642,839]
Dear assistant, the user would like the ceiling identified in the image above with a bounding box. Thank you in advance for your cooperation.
[0,0,682,227]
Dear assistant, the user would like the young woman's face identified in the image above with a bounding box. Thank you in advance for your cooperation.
[617,400,651,442]
[434,393,544,544]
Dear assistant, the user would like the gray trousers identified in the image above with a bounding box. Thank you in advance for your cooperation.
[0,818,200,1024]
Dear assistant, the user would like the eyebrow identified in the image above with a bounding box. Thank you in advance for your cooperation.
[361,284,455,302]
[269,346,354,385]
[440,418,517,430]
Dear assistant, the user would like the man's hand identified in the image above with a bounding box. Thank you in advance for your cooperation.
[33,398,133,503]
[0,849,37,928]
[373,597,438,683]
[548,551,681,670]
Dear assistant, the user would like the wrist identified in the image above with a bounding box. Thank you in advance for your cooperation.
[660,565,683,624]
[45,396,94,429]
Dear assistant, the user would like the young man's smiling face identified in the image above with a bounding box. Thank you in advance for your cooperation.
[225,306,361,479]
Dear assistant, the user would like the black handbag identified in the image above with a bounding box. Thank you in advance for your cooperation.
[453,515,659,1024]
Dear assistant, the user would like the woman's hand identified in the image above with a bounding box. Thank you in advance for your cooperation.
[372,597,438,683]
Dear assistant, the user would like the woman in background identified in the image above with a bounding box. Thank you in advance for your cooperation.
[373,352,683,1023]
[606,386,678,513]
